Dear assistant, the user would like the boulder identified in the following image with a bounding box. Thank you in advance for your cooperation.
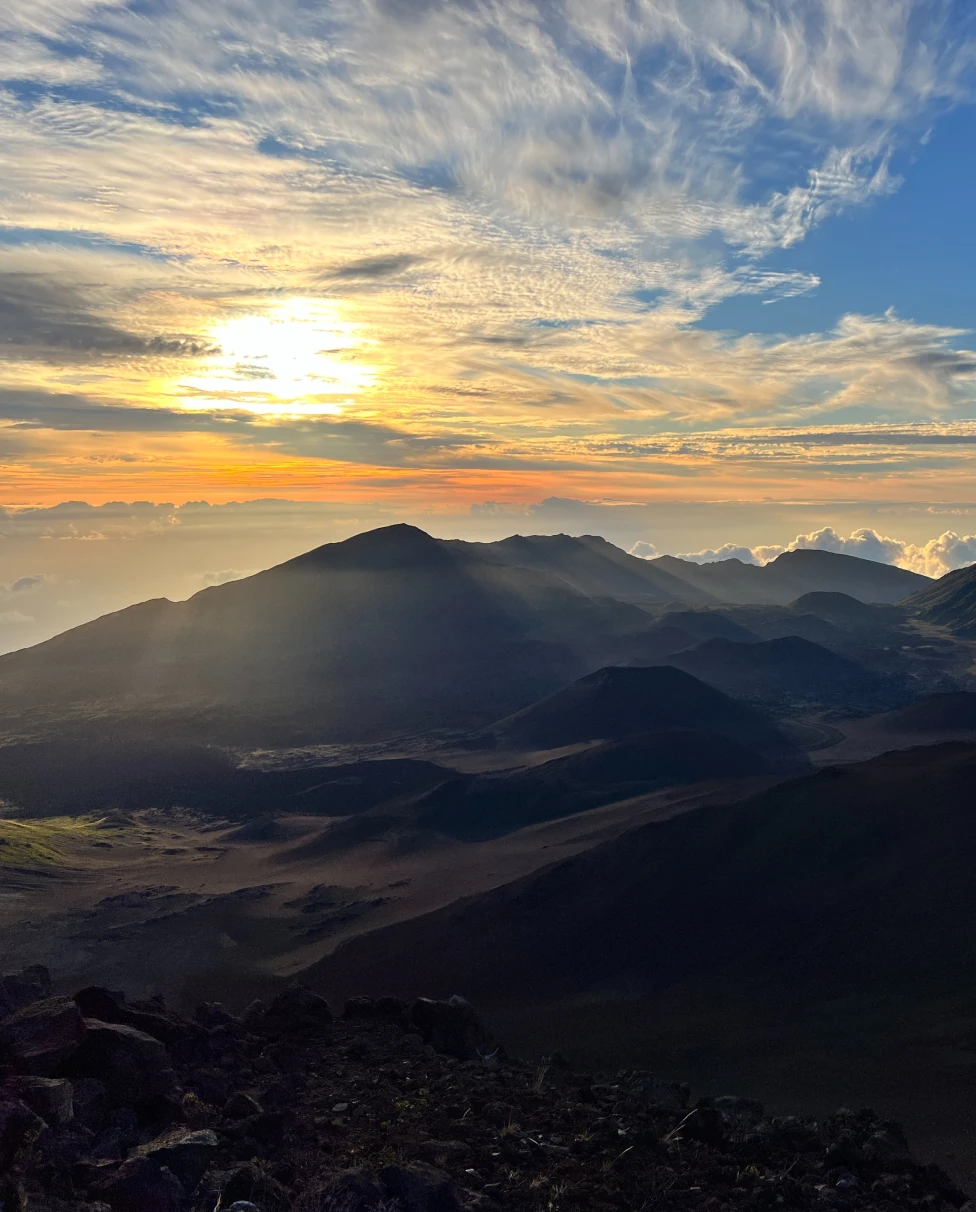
[0,1174,26,1212]
[3,1076,73,1125]
[71,1078,108,1132]
[73,988,127,1021]
[218,1162,290,1212]
[74,987,198,1049]
[0,1097,45,1170]
[0,966,52,1019]
[63,1019,176,1104]
[311,1167,386,1211]
[224,1091,263,1120]
[343,996,377,1019]
[761,1115,822,1152]
[132,1127,219,1191]
[381,1163,463,1212]
[91,1156,185,1212]
[0,996,86,1076]
[261,983,333,1035]
[635,1077,690,1111]
[714,1095,764,1126]
[864,1122,912,1165]
[240,1000,267,1030]
[408,997,488,1061]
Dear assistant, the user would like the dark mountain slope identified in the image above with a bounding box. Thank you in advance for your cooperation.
[481,664,800,761]
[0,525,650,745]
[448,532,715,605]
[650,549,929,605]
[789,590,905,629]
[655,609,758,643]
[414,730,772,840]
[906,563,976,636]
[0,740,454,818]
[610,622,699,665]
[871,691,976,733]
[666,635,881,705]
[309,741,976,1012]
[726,607,849,647]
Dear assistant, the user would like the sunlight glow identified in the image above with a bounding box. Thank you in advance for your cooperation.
[180,299,377,414]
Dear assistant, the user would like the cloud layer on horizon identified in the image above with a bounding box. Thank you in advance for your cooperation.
[662,525,976,577]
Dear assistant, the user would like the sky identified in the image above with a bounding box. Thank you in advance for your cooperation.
[2,1,976,649]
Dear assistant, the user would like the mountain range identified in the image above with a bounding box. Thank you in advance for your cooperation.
[0,525,938,745]
[650,547,928,604]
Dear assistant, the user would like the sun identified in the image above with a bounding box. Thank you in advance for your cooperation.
[180,299,377,415]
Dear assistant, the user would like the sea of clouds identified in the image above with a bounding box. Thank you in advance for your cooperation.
[632,527,976,577]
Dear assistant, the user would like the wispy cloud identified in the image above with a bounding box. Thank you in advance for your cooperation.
[0,1,973,501]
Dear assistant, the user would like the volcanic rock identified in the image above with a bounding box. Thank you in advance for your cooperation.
[131,1127,219,1191]
[3,1075,74,1125]
[0,996,86,1076]
[261,982,334,1035]
[63,1019,175,1104]
[409,996,488,1060]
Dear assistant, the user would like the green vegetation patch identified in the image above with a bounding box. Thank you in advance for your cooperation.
[0,816,104,866]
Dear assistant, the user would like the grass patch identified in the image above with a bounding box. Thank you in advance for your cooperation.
[0,816,107,866]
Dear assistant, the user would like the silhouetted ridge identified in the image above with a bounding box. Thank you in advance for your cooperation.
[483,664,799,760]
[907,562,976,635]
[667,635,881,704]
[0,525,655,744]
[657,609,758,643]
[650,548,929,605]
[789,590,888,623]
[415,729,771,840]
[283,523,455,572]
[447,532,716,604]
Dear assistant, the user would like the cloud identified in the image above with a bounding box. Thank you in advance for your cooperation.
[324,254,427,281]
[0,1,973,501]
[0,611,33,624]
[629,540,658,559]
[201,568,247,585]
[674,526,976,577]
[0,273,214,363]
[8,574,49,593]
[672,543,759,565]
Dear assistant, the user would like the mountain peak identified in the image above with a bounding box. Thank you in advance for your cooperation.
[284,524,453,572]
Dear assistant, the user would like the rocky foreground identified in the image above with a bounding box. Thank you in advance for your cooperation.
[0,967,970,1212]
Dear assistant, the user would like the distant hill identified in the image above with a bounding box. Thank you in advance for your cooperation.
[415,730,772,840]
[448,533,716,605]
[655,609,758,643]
[611,622,698,666]
[788,591,907,635]
[649,549,929,605]
[872,691,976,733]
[0,525,653,745]
[731,608,849,647]
[665,635,880,704]
[481,664,799,760]
[906,563,976,636]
